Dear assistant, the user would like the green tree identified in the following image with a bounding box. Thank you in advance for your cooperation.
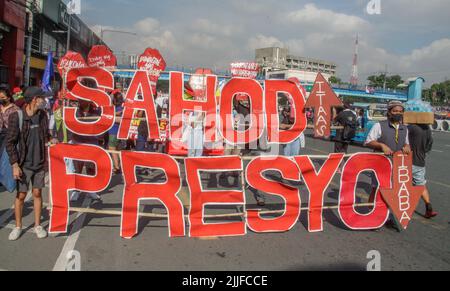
[329,76,342,85]
[367,74,404,90]
[425,80,450,105]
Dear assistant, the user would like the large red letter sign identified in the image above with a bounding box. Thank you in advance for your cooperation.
[64,67,115,136]
[295,154,344,232]
[246,157,301,233]
[265,80,307,144]
[49,144,112,233]
[185,157,245,237]
[220,78,264,145]
[169,71,218,144]
[339,153,391,230]
[120,152,185,239]
[118,71,160,140]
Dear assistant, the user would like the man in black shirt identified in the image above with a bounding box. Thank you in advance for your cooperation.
[333,102,357,154]
[6,87,54,241]
[408,123,438,219]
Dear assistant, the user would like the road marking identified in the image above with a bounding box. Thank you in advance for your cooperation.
[0,195,33,230]
[428,180,450,189]
[306,147,330,155]
[0,176,49,232]
[52,197,91,271]
[432,150,444,153]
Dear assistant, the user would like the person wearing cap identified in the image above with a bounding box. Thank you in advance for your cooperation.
[5,87,55,241]
[12,87,26,108]
[365,100,411,211]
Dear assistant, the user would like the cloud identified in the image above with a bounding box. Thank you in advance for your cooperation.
[83,1,450,84]
[134,18,160,35]
[286,4,370,33]
[247,34,284,51]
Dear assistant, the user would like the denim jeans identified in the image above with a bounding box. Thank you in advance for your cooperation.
[283,137,301,157]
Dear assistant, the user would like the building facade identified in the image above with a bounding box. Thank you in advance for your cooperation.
[0,0,26,87]
[0,0,106,89]
[29,0,106,87]
[255,47,337,81]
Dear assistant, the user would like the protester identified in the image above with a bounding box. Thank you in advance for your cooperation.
[365,100,411,207]
[357,109,366,129]
[71,100,102,202]
[108,91,124,174]
[136,110,151,152]
[184,111,205,157]
[0,88,20,192]
[5,87,54,241]
[408,123,438,219]
[333,102,357,155]
[280,106,305,157]
[12,87,26,108]
[52,97,82,202]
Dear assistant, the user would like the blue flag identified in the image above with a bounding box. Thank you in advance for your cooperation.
[42,52,54,93]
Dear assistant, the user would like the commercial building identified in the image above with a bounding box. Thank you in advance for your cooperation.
[0,0,26,87]
[255,47,337,83]
[0,0,106,88]
[29,0,106,87]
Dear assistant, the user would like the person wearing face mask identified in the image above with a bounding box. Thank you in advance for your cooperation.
[0,88,20,192]
[5,87,54,241]
[364,101,411,226]
[365,101,411,156]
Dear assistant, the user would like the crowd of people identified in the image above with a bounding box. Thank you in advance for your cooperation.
[0,83,438,241]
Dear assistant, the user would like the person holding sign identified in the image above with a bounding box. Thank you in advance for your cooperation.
[365,101,411,204]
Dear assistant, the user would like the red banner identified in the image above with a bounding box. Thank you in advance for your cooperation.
[230,62,259,79]
[87,45,117,69]
[138,48,167,95]
[57,51,86,78]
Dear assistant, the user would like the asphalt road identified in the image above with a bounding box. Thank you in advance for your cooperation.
[0,130,449,271]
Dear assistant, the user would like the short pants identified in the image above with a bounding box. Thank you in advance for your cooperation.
[17,167,45,193]
[412,165,427,186]
[108,134,120,148]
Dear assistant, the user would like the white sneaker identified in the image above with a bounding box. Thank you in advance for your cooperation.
[34,226,47,239]
[8,227,22,241]
[70,191,81,202]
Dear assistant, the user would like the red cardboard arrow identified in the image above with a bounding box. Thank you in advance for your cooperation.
[305,73,342,138]
[380,153,424,230]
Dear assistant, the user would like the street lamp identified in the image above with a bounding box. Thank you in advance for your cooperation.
[100,27,137,40]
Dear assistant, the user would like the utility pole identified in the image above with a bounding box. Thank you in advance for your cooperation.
[383,64,388,91]
[66,13,72,52]
[24,0,36,86]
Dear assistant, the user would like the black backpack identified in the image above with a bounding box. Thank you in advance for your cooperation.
[342,111,357,141]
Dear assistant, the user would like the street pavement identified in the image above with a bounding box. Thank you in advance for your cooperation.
[0,130,449,271]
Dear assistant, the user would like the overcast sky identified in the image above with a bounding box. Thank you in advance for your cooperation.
[76,0,450,86]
